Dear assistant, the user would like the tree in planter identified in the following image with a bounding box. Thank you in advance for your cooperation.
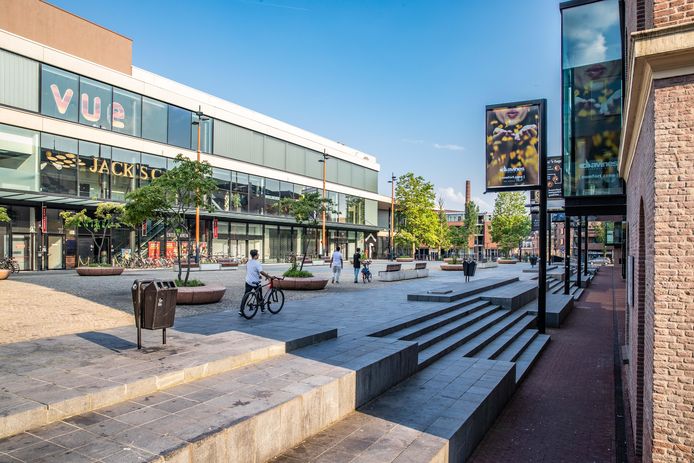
[278,191,334,273]
[490,192,531,257]
[123,154,217,285]
[394,173,439,257]
[436,198,451,258]
[60,203,125,266]
[452,200,480,258]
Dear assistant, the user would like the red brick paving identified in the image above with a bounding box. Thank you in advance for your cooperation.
[469,267,627,463]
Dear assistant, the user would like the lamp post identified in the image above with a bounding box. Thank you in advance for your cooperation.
[388,174,396,260]
[192,107,209,262]
[318,150,329,256]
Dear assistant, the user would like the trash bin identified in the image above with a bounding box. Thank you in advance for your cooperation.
[131,280,178,349]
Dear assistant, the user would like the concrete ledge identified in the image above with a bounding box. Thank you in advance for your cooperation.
[407,277,518,302]
[378,268,429,282]
[478,281,538,310]
[477,261,498,269]
[524,293,575,328]
[176,285,226,304]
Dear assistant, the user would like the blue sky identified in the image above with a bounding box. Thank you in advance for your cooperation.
[51,0,563,212]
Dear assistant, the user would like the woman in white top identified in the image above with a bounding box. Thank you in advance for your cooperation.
[330,246,343,284]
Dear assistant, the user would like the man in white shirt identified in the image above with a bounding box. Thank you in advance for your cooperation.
[330,246,343,284]
[241,249,270,315]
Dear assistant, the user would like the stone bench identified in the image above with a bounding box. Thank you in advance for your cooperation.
[379,262,429,282]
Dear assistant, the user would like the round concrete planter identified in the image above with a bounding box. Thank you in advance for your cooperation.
[75,267,124,276]
[396,257,414,262]
[0,269,11,280]
[273,277,329,291]
[497,259,518,265]
[176,285,226,304]
[440,264,465,271]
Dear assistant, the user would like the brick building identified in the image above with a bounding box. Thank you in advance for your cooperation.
[618,0,694,461]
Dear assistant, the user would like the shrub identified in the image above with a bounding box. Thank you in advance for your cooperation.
[175,279,205,287]
[283,264,313,278]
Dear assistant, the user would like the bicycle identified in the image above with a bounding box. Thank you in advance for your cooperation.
[0,256,20,273]
[239,277,285,320]
[361,260,372,283]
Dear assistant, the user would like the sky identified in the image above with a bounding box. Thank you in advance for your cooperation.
[50,0,564,213]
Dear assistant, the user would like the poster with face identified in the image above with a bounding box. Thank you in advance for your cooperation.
[486,103,541,191]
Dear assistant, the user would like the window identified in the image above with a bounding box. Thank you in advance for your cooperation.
[139,153,166,188]
[78,141,108,199]
[0,124,39,191]
[41,65,78,122]
[211,168,231,211]
[249,175,264,215]
[112,87,141,137]
[78,77,112,129]
[231,172,248,213]
[264,178,281,216]
[191,113,212,153]
[0,50,39,112]
[167,105,192,149]
[40,133,78,195]
[110,148,139,201]
[142,97,168,143]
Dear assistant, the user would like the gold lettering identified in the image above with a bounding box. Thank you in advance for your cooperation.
[150,169,162,179]
[98,160,110,175]
[111,161,123,176]
[88,158,98,173]
[123,162,134,178]
[140,166,149,180]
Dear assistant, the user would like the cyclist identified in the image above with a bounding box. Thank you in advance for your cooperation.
[241,249,271,316]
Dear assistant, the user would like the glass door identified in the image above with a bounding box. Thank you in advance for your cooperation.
[47,235,64,269]
[11,234,31,270]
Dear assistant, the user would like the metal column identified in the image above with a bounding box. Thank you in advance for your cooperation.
[564,215,571,294]
[583,216,589,275]
[576,216,582,288]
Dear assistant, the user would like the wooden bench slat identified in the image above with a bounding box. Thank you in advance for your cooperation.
[385,264,402,272]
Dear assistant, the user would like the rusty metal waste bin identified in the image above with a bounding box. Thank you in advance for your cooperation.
[131,280,178,349]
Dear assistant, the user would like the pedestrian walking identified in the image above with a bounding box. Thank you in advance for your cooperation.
[330,246,343,284]
[353,247,362,283]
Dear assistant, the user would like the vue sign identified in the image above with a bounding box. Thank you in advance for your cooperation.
[49,84,126,128]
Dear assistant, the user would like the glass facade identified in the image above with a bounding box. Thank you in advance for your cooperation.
[78,76,112,130]
[113,87,142,137]
[0,124,40,191]
[561,0,623,197]
[142,96,168,143]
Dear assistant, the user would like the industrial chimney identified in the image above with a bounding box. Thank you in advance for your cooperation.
[465,180,471,212]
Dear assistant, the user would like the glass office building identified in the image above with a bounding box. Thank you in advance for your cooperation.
[0,17,384,269]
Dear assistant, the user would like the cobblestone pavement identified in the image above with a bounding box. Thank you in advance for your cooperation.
[2,261,532,343]
[469,266,627,463]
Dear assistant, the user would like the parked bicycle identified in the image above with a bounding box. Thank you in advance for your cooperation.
[239,276,285,319]
[0,256,19,273]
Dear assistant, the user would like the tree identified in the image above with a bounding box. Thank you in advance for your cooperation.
[278,192,334,272]
[0,207,9,225]
[436,198,451,254]
[60,203,125,265]
[490,192,531,257]
[394,173,439,256]
[451,200,480,257]
[123,154,218,284]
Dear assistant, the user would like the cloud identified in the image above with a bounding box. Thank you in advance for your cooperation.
[472,195,494,214]
[433,143,465,152]
[563,2,620,66]
[437,187,495,213]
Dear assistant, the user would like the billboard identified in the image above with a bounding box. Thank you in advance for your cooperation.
[547,157,562,198]
[485,101,544,191]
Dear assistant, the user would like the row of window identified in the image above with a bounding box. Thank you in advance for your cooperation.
[0,48,378,193]
[0,123,377,226]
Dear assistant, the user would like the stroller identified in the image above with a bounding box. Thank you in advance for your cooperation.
[361,260,372,283]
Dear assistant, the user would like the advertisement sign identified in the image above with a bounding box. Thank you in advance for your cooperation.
[531,212,540,232]
[551,212,566,223]
[547,157,563,198]
[147,241,160,259]
[485,101,543,191]
[166,241,176,258]
[41,206,47,232]
[213,218,219,239]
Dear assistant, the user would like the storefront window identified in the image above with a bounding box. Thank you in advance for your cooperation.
[346,196,365,224]
[248,223,263,260]
[110,148,139,201]
[336,193,347,223]
[41,65,79,122]
[562,0,623,197]
[40,133,78,195]
[211,221,230,256]
[326,191,338,222]
[167,105,192,149]
[211,168,231,211]
[78,141,109,199]
[113,87,142,137]
[142,97,168,143]
[191,113,212,153]
[249,175,264,215]
[139,153,167,188]
[78,77,112,129]
[0,124,39,192]
[264,179,280,216]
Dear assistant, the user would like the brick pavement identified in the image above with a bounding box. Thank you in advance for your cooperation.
[469,266,627,463]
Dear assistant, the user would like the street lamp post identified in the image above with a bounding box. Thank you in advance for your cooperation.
[192,107,209,262]
[388,174,396,260]
[318,150,329,256]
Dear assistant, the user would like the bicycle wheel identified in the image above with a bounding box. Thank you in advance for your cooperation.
[240,291,259,319]
[266,288,285,314]
[11,261,19,273]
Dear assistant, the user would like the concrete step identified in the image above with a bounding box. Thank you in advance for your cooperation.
[417,309,524,369]
[0,336,417,463]
[514,334,551,383]
[407,277,518,302]
[392,300,496,341]
[369,297,486,338]
[0,326,336,440]
[453,311,534,358]
[495,329,539,363]
[271,357,516,463]
[573,287,585,300]
[472,315,537,360]
[416,305,509,354]
[478,281,538,310]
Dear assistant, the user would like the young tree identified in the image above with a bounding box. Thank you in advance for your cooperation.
[394,173,439,257]
[436,198,451,255]
[123,154,218,284]
[278,192,334,272]
[60,203,126,265]
[490,192,531,257]
[0,207,10,225]
[451,200,480,258]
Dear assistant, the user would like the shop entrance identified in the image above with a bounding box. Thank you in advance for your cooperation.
[11,234,31,270]
[46,235,64,270]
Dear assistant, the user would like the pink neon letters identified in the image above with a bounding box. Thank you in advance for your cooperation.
[80,93,101,122]
[49,82,127,128]
[50,84,73,115]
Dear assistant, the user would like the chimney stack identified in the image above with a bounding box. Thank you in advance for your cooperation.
[465,180,471,211]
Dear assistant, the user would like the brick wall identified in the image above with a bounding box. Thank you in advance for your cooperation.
[626,88,656,460]
[654,0,694,27]
[649,74,694,462]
